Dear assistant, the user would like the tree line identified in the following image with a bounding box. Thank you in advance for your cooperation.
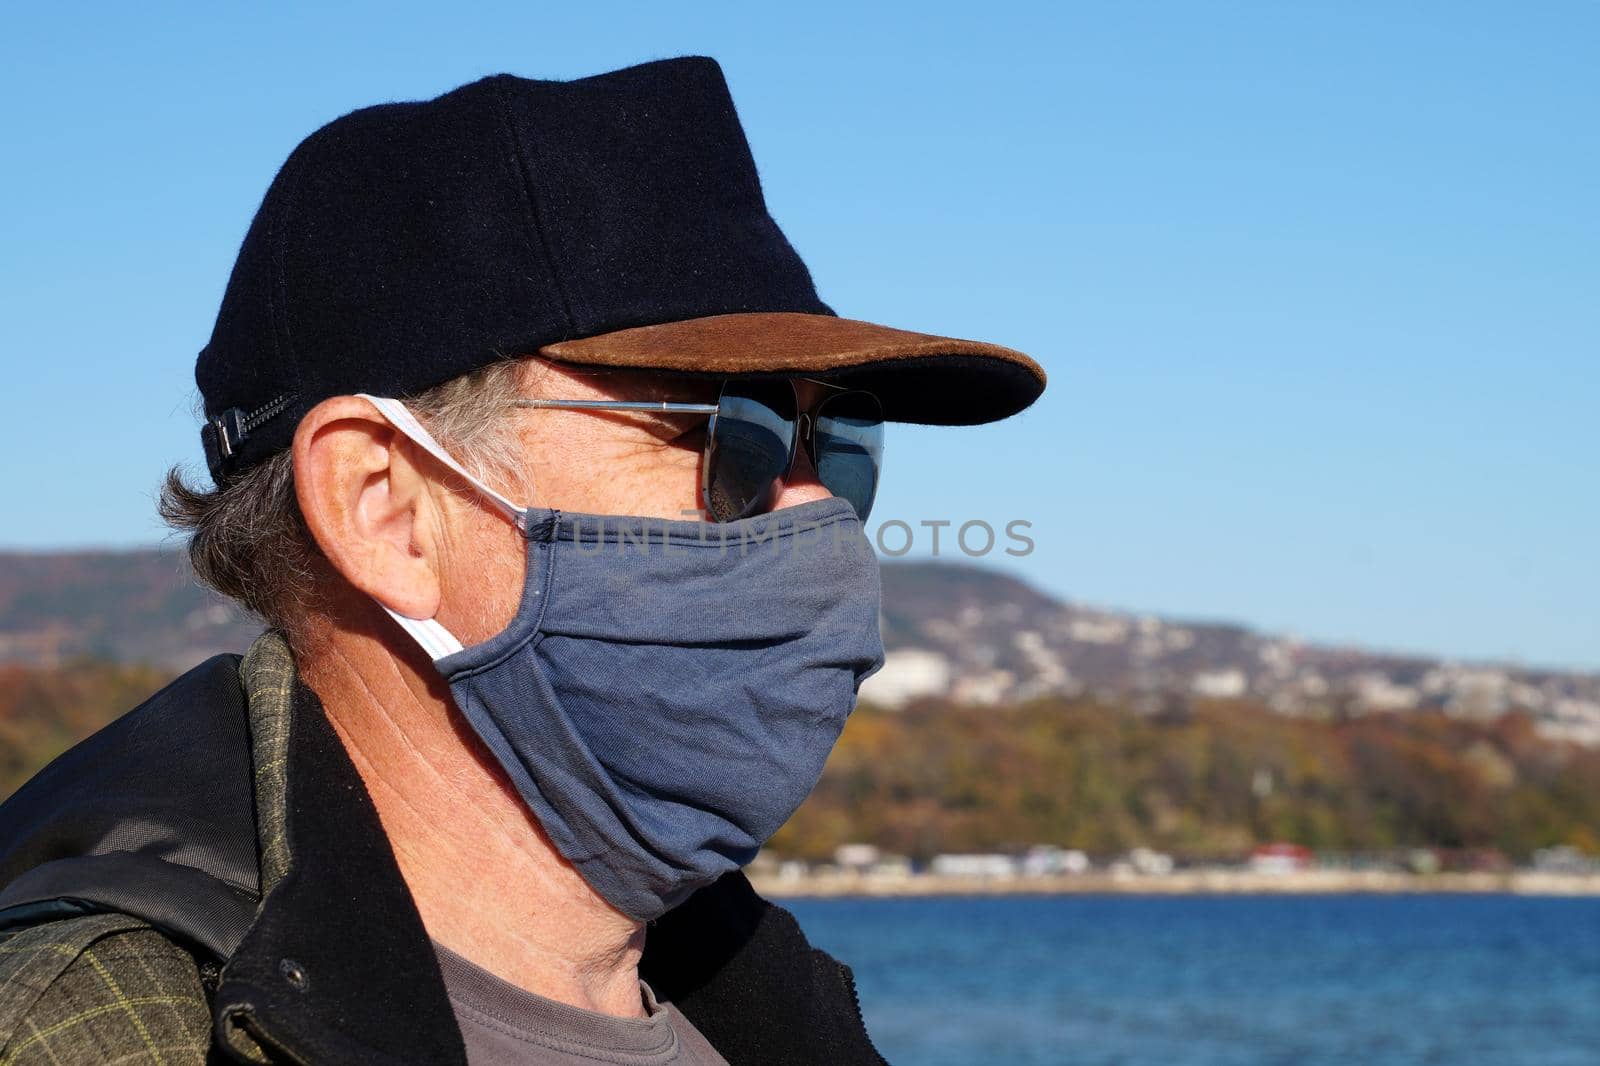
[3,662,1597,863]
[770,696,1600,862]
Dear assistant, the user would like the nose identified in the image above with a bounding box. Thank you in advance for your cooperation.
[771,440,832,511]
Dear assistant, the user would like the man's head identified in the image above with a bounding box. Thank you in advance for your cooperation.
[168,56,1043,648]
[159,55,1046,924]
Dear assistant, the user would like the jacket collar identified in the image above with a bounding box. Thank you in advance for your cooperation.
[214,633,467,1064]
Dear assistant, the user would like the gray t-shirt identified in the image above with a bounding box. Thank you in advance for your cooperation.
[433,942,728,1066]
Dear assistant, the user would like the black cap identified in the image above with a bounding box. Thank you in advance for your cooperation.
[196,57,1044,482]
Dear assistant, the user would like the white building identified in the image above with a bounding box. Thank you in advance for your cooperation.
[858,648,952,708]
[929,854,1019,879]
[1191,668,1248,699]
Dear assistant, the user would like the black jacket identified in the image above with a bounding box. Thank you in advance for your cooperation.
[0,652,886,1064]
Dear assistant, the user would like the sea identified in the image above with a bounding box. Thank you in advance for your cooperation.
[784,894,1600,1066]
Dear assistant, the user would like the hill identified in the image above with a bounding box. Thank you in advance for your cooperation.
[0,549,257,669]
[870,562,1600,745]
[3,551,1598,860]
[2,549,1597,743]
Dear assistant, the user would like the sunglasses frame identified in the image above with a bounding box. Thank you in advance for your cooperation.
[514,378,883,522]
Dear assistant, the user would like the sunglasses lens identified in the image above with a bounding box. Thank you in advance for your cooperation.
[813,391,884,523]
[705,381,797,522]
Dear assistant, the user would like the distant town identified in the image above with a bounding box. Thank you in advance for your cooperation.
[868,562,1600,746]
[750,842,1600,898]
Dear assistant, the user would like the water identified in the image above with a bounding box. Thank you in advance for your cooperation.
[784,894,1600,1066]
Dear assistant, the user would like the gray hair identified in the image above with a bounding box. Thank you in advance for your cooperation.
[160,358,530,638]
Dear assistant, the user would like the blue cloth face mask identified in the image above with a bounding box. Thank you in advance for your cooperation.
[360,396,886,921]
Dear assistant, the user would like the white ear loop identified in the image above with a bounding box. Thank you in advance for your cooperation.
[356,393,533,661]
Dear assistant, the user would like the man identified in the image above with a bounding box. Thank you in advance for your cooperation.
[0,57,1043,1064]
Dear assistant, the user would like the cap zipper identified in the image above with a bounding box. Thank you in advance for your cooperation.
[208,391,298,462]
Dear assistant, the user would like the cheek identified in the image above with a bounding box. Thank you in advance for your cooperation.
[526,427,705,520]
[439,510,529,643]
[591,451,704,519]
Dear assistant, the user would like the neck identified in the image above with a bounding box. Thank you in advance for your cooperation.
[300,618,647,1018]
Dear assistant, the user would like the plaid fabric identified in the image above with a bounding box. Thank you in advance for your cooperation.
[0,914,213,1065]
[240,633,294,897]
[0,633,299,1065]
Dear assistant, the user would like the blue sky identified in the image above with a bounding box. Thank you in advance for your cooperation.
[2,3,1595,669]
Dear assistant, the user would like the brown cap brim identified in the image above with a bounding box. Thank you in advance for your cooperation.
[537,312,1045,425]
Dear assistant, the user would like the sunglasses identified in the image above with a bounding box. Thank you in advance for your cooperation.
[516,379,884,523]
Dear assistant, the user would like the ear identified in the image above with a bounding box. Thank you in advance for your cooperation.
[293,396,443,621]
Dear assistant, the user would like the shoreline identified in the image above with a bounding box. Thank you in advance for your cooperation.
[749,869,1600,898]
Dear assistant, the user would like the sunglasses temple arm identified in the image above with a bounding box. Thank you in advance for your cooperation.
[514,400,721,414]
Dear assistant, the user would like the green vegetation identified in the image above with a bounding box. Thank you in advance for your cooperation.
[771,698,1600,862]
[5,664,1598,864]
[0,662,173,799]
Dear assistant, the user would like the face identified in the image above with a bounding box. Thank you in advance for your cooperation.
[293,354,872,684]
[508,359,835,520]
[408,359,840,648]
